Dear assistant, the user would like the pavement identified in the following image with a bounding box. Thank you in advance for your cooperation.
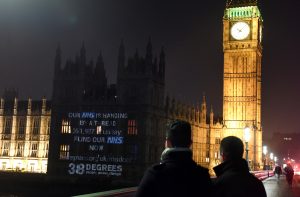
[263,175,300,197]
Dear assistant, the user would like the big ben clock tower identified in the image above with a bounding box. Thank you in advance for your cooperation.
[223,0,263,169]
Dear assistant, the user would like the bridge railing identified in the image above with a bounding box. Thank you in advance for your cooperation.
[75,170,273,197]
[251,170,274,181]
[74,187,137,197]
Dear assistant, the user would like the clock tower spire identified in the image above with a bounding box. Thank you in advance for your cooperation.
[222,1,263,170]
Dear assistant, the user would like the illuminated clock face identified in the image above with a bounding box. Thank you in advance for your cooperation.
[230,22,250,40]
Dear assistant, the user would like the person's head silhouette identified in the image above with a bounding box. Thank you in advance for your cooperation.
[220,136,244,162]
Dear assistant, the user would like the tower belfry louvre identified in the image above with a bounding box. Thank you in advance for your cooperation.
[226,0,257,8]
[222,0,263,169]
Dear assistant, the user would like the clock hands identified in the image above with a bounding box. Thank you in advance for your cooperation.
[237,24,247,33]
[240,24,247,31]
[231,22,249,40]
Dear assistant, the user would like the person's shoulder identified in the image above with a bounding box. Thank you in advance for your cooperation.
[195,164,209,173]
[249,173,266,186]
[192,163,210,177]
[250,174,267,196]
[152,162,167,171]
[146,162,168,175]
[139,162,166,182]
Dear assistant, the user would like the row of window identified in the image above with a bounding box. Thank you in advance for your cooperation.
[128,120,137,135]
[0,142,48,158]
[59,144,70,160]
[61,120,71,134]
[1,118,50,135]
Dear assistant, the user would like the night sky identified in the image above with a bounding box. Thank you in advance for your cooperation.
[0,0,299,138]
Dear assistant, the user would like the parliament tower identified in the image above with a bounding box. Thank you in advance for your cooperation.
[222,0,263,169]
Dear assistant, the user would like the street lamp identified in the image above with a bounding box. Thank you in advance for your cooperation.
[274,156,277,164]
[244,127,251,169]
[270,153,274,170]
[263,145,268,170]
[270,153,274,160]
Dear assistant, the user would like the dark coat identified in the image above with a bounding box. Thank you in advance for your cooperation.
[213,158,266,197]
[274,166,282,174]
[284,165,294,176]
[284,165,294,182]
[135,149,212,197]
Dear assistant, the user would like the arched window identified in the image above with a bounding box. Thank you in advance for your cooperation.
[61,119,71,134]
[32,118,40,135]
[4,118,12,134]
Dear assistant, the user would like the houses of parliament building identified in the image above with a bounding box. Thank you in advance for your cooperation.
[0,0,263,182]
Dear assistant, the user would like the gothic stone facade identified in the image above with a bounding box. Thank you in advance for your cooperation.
[45,40,223,182]
[0,92,50,173]
[0,41,226,179]
[222,0,263,170]
[0,1,265,179]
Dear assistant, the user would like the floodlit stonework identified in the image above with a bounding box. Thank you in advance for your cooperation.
[0,93,50,173]
[0,1,265,178]
[222,2,263,170]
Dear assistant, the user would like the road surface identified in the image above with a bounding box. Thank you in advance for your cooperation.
[264,174,300,197]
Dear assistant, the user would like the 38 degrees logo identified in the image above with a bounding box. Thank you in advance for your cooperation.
[68,163,122,176]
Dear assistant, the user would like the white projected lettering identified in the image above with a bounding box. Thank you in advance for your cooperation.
[68,163,122,176]
[61,112,134,176]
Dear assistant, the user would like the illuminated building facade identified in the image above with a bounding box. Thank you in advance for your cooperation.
[0,1,267,179]
[0,41,222,178]
[0,91,50,173]
[222,0,263,169]
[165,95,223,173]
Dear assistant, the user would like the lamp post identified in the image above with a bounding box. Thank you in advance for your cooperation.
[270,153,274,160]
[263,145,268,170]
[244,127,251,169]
[270,153,274,170]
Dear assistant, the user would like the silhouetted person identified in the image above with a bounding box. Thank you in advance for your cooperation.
[213,136,266,197]
[274,165,282,180]
[135,120,212,197]
[284,163,294,187]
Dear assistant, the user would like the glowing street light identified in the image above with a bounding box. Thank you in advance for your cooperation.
[244,127,251,169]
[263,145,268,170]
[270,153,274,170]
[270,153,274,160]
[244,127,251,142]
[263,146,268,155]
